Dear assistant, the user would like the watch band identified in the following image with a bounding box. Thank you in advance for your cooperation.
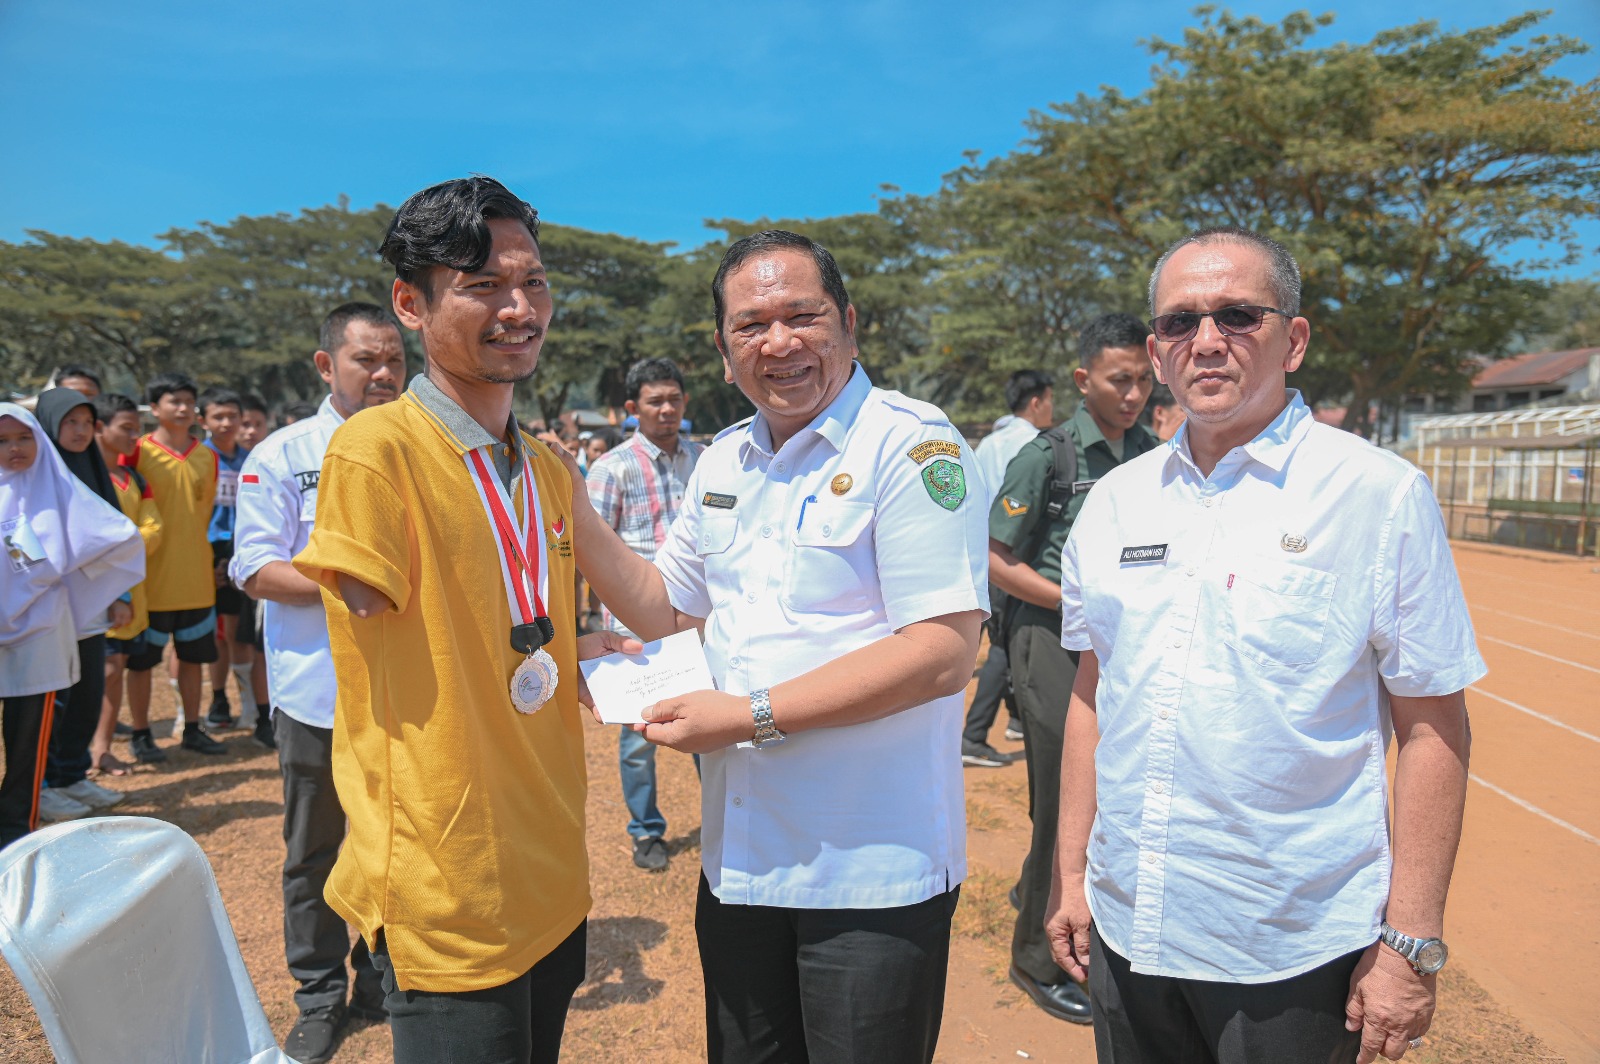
[1380,921,1448,974]
[750,688,786,748]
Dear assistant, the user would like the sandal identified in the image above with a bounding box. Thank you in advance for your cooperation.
[88,752,132,778]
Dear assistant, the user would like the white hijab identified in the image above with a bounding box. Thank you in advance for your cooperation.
[1,402,144,643]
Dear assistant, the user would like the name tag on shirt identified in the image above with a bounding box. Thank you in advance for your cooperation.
[1119,544,1168,565]
[703,492,737,510]
[1072,479,1099,496]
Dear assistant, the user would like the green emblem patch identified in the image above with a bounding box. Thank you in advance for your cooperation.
[920,459,967,511]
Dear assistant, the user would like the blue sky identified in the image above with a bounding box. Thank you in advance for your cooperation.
[2,1,1596,273]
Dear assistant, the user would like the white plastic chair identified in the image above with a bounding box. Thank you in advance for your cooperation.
[0,816,297,1063]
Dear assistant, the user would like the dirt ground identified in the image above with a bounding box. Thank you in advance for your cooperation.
[2,541,1590,1063]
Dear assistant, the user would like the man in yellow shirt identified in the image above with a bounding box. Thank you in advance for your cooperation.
[295,176,635,1064]
[121,371,226,758]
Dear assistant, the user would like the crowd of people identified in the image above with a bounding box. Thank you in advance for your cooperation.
[0,174,1485,1064]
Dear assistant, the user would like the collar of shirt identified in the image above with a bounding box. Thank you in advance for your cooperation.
[1167,390,1310,480]
[742,362,871,461]
[405,373,525,486]
[317,393,347,430]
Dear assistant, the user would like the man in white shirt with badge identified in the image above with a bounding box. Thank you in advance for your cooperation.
[1045,227,1483,1064]
[570,230,989,1064]
[229,302,405,1064]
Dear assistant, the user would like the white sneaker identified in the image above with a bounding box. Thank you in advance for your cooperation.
[37,788,92,822]
[58,778,126,810]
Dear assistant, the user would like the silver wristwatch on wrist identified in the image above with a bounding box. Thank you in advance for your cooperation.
[1380,921,1449,975]
[750,688,786,748]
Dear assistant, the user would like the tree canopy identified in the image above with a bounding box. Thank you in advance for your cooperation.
[2,9,1595,434]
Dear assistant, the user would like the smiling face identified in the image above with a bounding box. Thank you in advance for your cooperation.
[715,249,857,447]
[1147,241,1309,430]
[393,216,552,391]
[0,415,37,472]
[56,403,97,454]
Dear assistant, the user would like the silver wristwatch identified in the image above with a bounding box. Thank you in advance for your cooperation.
[1380,921,1448,975]
[750,688,786,748]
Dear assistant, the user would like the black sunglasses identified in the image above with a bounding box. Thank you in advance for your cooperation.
[1149,304,1289,343]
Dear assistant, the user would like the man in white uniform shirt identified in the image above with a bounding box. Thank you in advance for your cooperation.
[1045,227,1483,1064]
[229,303,406,1064]
[570,230,988,1064]
[962,369,1054,767]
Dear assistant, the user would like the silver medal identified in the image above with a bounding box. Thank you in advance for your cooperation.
[511,648,559,714]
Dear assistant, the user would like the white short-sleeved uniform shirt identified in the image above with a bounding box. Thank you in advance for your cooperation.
[655,364,989,909]
[1060,392,1486,983]
[229,396,345,729]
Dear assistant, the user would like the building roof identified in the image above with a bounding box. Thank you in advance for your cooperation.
[1472,347,1599,391]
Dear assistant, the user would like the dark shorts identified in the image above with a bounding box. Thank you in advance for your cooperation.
[212,541,241,616]
[234,593,262,649]
[134,608,218,668]
[105,633,148,659]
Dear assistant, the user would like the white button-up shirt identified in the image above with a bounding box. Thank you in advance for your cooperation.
[655,365,989,909]
[974,415,1040,507]
[229,396,345,729]
[1060,392,1485,982]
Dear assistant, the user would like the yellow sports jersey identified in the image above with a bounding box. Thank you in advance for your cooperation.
[294,394,588,994]
[124,435,216,612]
[108,468,162,640]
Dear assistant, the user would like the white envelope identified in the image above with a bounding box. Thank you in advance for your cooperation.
[577,629,717,724]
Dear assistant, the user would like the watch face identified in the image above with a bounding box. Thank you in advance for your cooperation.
[1416,941,1448,972]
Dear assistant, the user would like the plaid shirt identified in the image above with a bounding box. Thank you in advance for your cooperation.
[586,431,704,633]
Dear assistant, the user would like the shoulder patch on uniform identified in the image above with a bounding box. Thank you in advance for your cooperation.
[1000,496,1028,517]
[907,440,962,465]
[920,460,967,511]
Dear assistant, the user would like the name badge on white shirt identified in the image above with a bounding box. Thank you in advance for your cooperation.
[1119,543,1168,565]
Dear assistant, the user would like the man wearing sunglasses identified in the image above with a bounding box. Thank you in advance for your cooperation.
[1044,227,1483,1064]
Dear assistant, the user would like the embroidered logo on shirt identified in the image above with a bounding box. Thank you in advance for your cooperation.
[1001,496,1029,517]
[551,516,566,537]
[240,473,261,493]
[703,492,737,509]
[920,460,967,511]
[294,470,320,493]
[907,440,961,465]
[1119,543,1168,565]
[1280,533,1308,553]
[830,474,854,496]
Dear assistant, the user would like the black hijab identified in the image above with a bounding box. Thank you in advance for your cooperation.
[35,388,119,509]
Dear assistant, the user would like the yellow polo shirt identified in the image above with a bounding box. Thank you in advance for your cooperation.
[124,435,217,612]
[108,468,162,641]
[294,390,588,993]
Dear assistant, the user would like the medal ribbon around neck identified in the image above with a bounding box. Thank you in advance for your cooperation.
[464,446,549,639]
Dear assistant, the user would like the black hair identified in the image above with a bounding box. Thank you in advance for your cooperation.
[1148,382,1178,410]
[1078,313,1152,368]
[589,426,622,450]
[379,176,541,301]
[711,230,851,343]
[93,393,139,422]
[1004,369,1054,414]
[319,301,400,354]
[239,392,269,416]
[145,371,199,406]
[50,364,102,390]
[280,401,318,425]
[199,387,243,416]
[624,357,687,402]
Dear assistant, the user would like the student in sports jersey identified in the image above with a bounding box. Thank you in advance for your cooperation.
[90,393,163,777]
[231,391,273,730]
[200,388,253,730]
[122,372,226,759]
[1,403,142,846]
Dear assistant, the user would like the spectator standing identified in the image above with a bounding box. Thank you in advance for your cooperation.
[585,357,703,872]
[32,389,136,818]
[988,313,1157,1024]
[0,403,141,846]
[230,302,406,1062]
[46,365,102,398]
[1046,228,1482,1064]
[232,391,273,728]
[89,393,162,777]
[963,369,1055,768]
[200,389,253,730]
[121,372,226,759]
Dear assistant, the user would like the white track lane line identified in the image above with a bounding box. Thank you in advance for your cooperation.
[1470,773,1600,847]
[1478,634,1600,675]
[1472,605,1600,641]
[1468,684,1599,744]
[1455,565,1600,613]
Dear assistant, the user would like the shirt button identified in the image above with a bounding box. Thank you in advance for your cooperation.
[732,796,744,807]
[1145,853,1158,866]
[821,524,832,537]
[1171,639,1182,648]
[775,462,786,472]
[761,525,773,538]
[746,591,758,603]
[1159,709,1171,720]
[729,656,741,667]
[1186,566,1196,577]
[1203,497,1214,508]
[1152,781,1165,794]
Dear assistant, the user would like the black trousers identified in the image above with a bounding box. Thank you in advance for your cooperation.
[46,635,105,789]
[275,711,380,1013]
[0,692,55,848]
[961,643,1017,745]
[1089,926,1365,1064]
[372,921,587,1064]
[695,874,958,1064]
[1008,619,1077,986]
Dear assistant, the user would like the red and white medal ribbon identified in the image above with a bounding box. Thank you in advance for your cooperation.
[465,446,558,713]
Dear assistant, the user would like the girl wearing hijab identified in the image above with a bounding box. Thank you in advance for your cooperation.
[3,396,142,840]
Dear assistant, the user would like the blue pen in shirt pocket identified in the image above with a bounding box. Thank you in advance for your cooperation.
[796,494,819,530]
